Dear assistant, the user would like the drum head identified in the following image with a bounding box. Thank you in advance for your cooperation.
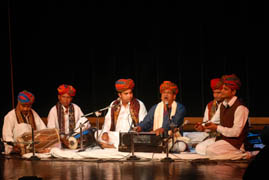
[68,137,78,150]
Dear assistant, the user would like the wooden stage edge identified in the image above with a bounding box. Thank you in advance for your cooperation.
[41,117,269,131]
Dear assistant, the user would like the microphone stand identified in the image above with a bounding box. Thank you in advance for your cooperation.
[93,112,104,149]
[74,105,116,149]
[29,128,40,160]
[127,116,140,161]
[161,103,175,162]
[78,123,85,152]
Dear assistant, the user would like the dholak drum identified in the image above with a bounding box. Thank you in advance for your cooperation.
[68,128,96,150]
[17,128,60,155]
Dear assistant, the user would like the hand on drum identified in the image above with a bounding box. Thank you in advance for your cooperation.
[12,145,21,154]
[38,148,51,153]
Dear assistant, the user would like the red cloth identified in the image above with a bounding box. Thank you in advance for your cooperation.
[57,84,76,96]
[160,81,179,94]
[17,90,35,104]
[210,78,223,90]
[115,79,135,92]
[221,74,241,90]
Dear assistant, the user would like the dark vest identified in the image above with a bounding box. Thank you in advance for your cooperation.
[110,98,140,131]
[219,98,248,149]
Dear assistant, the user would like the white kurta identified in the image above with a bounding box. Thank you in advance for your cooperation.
[102,99,147,133]
[98,99,147,148]
[47,103,85,135]
[2,109,47,154]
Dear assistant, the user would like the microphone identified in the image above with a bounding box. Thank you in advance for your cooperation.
[165,101,169,110]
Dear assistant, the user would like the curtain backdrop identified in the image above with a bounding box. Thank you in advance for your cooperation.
[2,1,267,129]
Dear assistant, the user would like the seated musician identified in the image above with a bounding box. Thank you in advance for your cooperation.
[135,81,187,152]
[200,74,249,157]
[47,84,89,148]
[2,90,47,154]
[194,78,224,155]
[99,78,147,148]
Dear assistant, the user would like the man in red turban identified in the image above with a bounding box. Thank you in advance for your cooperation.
[2,90,46,154]
[200,74,249,158]
[47,84,88,148]
[222,74,241,90]
[100,78,147,148]
[195,78,224,155]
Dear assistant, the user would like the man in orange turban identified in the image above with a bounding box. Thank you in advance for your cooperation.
[2,90,46,154]
[136,80,185,132]
[99,78,147,148]
[135,81,186,152]
[47,84,88,148]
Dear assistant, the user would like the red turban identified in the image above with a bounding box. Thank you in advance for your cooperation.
[160,81,179,94]
[18,90,35,104]
[57,84,76,96]
[221,74,241,90]
[115,79,135,92]
[210,78,223,90]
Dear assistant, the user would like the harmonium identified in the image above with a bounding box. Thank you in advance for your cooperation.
[118,132,163,153]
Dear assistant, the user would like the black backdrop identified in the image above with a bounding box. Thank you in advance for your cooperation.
[2,0,268,132]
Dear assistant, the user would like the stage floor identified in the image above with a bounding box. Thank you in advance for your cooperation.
[1,156,249,180]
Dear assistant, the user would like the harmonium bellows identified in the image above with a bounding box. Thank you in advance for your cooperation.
[118,132,163,153]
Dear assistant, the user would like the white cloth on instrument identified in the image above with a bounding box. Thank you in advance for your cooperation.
[47,147,251,160]
[47,103,86,135]
[95,130,120,148]
[2,109,47,154]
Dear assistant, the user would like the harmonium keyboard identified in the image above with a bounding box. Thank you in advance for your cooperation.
[118,132,163,153]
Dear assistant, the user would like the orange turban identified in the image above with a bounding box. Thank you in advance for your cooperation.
[160,81,179,94]
[115,79,135,92]
[210,78,223,90]
[221,74,241,90]
[57,84,76,96]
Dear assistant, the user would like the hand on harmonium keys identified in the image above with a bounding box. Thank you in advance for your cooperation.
[152,128,164,136]
[133,126,142,132]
